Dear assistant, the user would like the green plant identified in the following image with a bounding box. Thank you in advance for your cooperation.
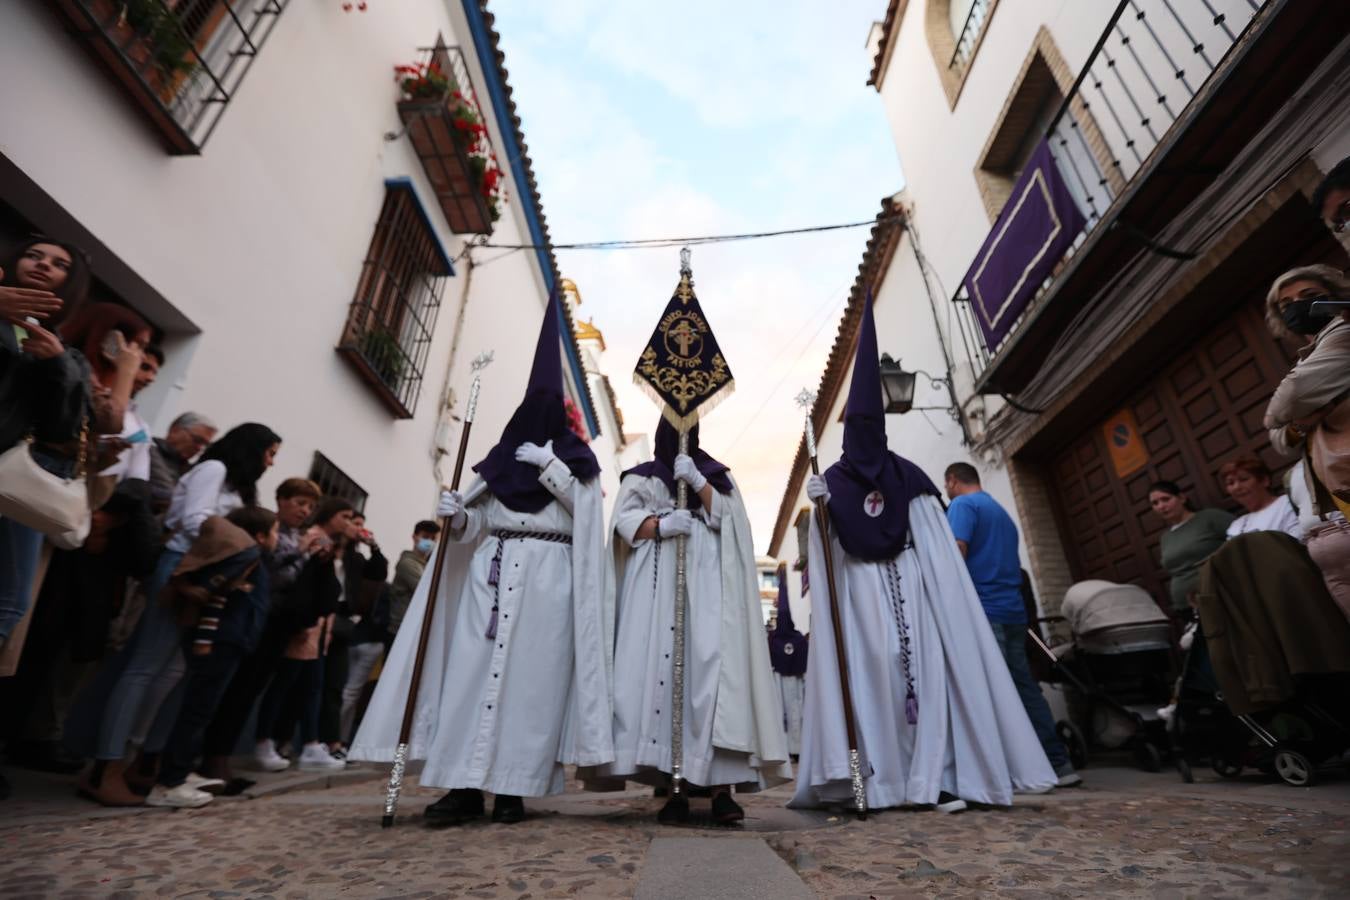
[121,0,198,79]
[360,328,405,387]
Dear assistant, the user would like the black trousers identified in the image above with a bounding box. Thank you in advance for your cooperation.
[318,633,349,745]
[159,643,245,787]
[202,623,287,758]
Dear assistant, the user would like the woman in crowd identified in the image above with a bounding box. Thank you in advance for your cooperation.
[1149,480,1234,615]
[0,239,104,644]
[254,497,351,774]
[73,422,280,806]
[1220,456,1300,540]
[1262,263,1350,619]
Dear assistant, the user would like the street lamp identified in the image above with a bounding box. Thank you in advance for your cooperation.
[879,353,953,416]
[879,354,917,414]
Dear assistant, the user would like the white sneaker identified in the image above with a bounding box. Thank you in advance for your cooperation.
[298,743,346,772]
[254,741,290,773]
[145,783,213,809]
[184,773,226,794]
[1056,770,1083,788]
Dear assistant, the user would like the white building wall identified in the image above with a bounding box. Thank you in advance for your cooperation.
[0,2,611,547]
[877,1,1111,380]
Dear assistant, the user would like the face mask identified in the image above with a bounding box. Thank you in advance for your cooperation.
[416,538,436,555]
[1281,297,1333,336]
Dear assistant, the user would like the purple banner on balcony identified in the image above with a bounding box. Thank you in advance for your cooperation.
[962,139,1086,351]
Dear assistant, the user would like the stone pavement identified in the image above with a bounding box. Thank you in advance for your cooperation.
[1,761,1348,898]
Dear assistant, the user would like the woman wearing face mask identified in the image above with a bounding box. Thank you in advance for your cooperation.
[1262,264,1350,618]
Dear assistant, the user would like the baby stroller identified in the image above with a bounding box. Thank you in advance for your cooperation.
[1171,531,1350,786]
[1028,580,1176,771]
[1171,624,1350,786]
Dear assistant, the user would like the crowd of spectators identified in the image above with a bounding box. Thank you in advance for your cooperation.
[0,238,437,804]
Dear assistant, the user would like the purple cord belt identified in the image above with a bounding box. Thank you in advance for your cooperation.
[484,529,572,638]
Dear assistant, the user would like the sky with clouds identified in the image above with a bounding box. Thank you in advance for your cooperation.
[490,0,902,552]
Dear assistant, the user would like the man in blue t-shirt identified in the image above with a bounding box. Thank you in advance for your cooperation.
[944,463,1080,788]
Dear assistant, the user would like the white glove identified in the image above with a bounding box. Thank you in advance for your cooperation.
[673,454,708,492]
[515,440,556,469]
[806,474,831,504]
[658,509,694,538]
[436,490,467,529]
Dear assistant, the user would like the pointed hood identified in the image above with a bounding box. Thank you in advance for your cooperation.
[473,290,601,512]
[845,291,884,420]
[823,291,940,561]
[769,565,807,676]
[526,283,564,396]
[620,419,733,506]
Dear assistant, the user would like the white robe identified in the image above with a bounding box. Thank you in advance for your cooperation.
[790,495,1056,809]
[350,460,614,797]
[775,672,805,756]
[586,475,791,791]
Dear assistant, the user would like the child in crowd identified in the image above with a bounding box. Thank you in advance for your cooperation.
[145,506,278,808]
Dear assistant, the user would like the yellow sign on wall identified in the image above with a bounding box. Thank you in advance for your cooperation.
[1102,408,1148,478]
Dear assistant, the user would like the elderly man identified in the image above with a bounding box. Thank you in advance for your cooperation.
[148,413,217,517]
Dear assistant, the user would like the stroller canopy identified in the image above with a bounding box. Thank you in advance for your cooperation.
[1063,580,1168,638]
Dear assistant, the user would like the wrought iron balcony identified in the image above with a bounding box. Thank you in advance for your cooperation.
[394,42,505,235]
[53,0,288,154]
[950,0,1269,394]
[950,0,993,70]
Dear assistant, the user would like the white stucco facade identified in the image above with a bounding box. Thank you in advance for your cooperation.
[0,1,617,546]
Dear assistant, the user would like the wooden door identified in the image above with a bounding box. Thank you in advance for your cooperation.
[1048,301,1297,607]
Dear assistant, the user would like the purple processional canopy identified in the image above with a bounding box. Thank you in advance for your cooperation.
[962,138,1087,352]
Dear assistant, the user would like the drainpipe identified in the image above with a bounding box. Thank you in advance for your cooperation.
[903,211,975,447]
[433,248,477,484]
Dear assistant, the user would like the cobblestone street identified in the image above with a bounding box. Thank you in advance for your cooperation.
[2,761,1348,898]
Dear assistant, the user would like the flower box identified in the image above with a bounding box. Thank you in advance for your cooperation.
[397,96,497,235]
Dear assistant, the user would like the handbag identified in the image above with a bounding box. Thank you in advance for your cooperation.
[1310,392,1350,502]
[0,425,90,538]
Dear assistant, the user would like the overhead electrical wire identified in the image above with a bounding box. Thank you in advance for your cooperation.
[476,213,904,253]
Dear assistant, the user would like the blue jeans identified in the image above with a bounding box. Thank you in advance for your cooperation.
[0,516,44,641]
[988,621,1070,771]
[91,549,185,760]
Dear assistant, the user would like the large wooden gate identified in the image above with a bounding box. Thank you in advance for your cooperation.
[1048,301,1299,606]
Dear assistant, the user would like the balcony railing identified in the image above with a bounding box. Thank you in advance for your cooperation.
[951,0,1266,384]
[950,0,993,70]
[395,42,505,235]
[53,0,288,154]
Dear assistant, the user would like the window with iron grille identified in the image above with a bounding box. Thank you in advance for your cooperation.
[51,0,290,154]
[309,452,368,513]
[336,181,452,419]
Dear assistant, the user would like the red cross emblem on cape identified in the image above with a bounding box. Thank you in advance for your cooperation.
[864,491,885,518]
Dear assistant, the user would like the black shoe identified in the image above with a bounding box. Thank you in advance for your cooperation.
[935,791,967,814]
[657,795,690,825]
[424,788,485,826]
[221,777,256,797]
[711,791,744,825]
[491,794,525,824]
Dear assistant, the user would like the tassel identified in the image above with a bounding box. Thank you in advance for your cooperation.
[485,605,498,640]
[905,691,919,726]
[488,555,500,587]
